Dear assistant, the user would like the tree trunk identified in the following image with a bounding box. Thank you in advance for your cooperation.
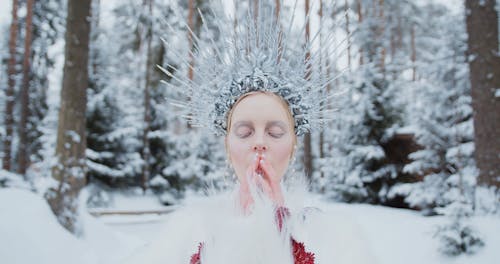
[303,0,313,178]
[465,0,500,187]
[410,23,416,81]
[356,0,364,65]
[275,0,282,63]
[90,0,100,79]
[187,0,195,81]
[3,0,19,172]
[319,0,324,162]
[47,0,91,235]
[142,0,153,193]
[17,0,35,175]
[253,0,259,19]
[275,0,280,18]
[377,0,386,75]
[318,0,326,189]
[390,26,395,62]
[345,0,352,71]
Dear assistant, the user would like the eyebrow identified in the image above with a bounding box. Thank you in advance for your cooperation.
[233,120,287,129]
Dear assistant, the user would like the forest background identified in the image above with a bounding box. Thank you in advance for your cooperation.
[0,0,499,258]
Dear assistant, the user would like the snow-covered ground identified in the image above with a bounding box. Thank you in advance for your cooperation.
[0,188,145,264]
[0,188,498,264]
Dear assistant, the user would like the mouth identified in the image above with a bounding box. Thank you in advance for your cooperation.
[253,153,266,176]
[256,167,264,176]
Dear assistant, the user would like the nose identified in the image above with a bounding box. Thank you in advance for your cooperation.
[253,144,267,152]
[253,130,267,153]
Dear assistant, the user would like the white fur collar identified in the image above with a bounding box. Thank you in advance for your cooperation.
[123,176,376,264]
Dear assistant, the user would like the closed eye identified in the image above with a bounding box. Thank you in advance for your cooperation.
[235,126,253,138]
[269,131,285,138]
[268,125,285,138]
[238,131,253,138]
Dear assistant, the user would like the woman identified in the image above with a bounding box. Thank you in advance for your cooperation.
[189,91,314,263]
[124,2,375,263]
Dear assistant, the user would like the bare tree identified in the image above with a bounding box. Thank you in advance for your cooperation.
[465,0,500,187]
[319,0,325,163]
[275,0,283,62]
[141,0,154,193]
[410,23,416,81]
[3,0,19,171]
[345,0,352,71]
[303,0,313,178]
[17,0,35,175]
[47,0,91,235]
[187,0,195,81]
[377,0,386,74]
[89,0,101,78]
[356,0,364,65]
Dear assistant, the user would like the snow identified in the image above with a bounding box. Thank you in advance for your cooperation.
[0,0,496,262]
[0,169,30,189]
[432,0,464,14]
[149,174,169,187]
[327,202,500,264]
[1,187,499,264]
[0,0,12,27]
[92,189,167,211]
[0,188,143,264]
[65,130,81,143]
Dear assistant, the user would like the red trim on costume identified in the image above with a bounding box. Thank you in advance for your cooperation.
[190,242,203,264]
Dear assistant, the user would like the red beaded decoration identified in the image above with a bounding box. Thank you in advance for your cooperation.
[276,206,315,264]
[291,239,315,264]
[190,243,203,264]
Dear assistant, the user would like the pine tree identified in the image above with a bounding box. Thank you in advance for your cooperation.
[320,0,405,203]
[154,0,226,195]
[89,0,158,189]
[1,0,65,181]
[24,0,67,188]
[434,195,484,256]
[391,4,478,215]
[325,68,403,203]
[85,0,141,188]
[105,0,226,195]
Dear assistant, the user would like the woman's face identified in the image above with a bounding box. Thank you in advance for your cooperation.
[226,92,296,185]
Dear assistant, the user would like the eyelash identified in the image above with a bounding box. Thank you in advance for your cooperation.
[269,131,284,138]
[236,130,284,139]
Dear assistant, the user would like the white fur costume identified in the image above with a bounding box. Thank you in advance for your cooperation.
[123,178,376,264]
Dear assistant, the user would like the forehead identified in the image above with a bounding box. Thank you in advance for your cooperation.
[230,93,291,124]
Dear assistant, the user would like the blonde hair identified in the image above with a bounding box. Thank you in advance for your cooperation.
[225,91,298,156]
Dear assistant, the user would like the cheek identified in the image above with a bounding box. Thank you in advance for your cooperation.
[227,136,251,177]
[268,138,294,175]
[272,142,292,161]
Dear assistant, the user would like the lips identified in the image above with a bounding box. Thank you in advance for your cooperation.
[255,154,265,176]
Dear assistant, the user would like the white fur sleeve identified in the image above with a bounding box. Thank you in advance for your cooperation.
[294,209,378,264]
[121,207,205,264]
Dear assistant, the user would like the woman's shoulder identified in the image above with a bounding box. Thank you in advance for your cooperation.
[288,202,378,264]
[122,192,236,264]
